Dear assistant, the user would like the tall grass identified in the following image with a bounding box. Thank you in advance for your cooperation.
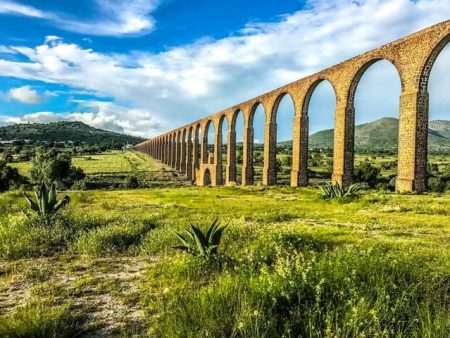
[0,302,84,338]
[151,245,450,337]
[72,219,155,255]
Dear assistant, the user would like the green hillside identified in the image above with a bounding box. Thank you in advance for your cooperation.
[280,118,450,152]
[0,121,145,147]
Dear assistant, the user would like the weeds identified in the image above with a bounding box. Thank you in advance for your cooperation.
[0,302,84,338]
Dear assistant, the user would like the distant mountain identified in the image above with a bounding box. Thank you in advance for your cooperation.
[279,117,450,152]
[0,121,145,147]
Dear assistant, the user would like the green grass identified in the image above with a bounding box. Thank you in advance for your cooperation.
[1,153,450,336]
[72,152,133,174]
[0,302,84,338]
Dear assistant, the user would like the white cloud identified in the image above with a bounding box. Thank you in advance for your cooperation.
[7,85,42,104]
[44,35,63,47]
[0,45,16,54]
[0,0,449,138]
[0,100,160,137]
[0,1,46,18]
[0,0,160,36]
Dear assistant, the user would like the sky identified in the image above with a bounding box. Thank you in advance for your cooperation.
[0,0,448,140]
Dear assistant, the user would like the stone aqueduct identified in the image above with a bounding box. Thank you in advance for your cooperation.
[135,20,450,192]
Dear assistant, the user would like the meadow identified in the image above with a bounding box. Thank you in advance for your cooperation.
[0,152,449,337]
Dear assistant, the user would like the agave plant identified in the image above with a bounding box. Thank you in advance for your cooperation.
[319,182,362,200]
[174,219,227,257]
[24,182,70,225]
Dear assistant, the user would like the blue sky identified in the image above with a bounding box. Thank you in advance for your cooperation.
[0,0,448,139]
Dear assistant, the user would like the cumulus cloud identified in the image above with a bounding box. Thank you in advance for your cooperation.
[7,85,42,104]
[0,100,161,137]
[0,0,449,137]
[0,0,160,36]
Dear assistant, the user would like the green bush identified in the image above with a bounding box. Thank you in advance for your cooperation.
[0,160,24,192]
[123,175,139,189]
[30,147,85,189]
[354,162,381,188]
[2,149,14,163]
[428,177,446,193]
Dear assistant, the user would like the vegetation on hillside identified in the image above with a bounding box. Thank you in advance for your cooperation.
[0,121,145,148]
[279,117,450,154]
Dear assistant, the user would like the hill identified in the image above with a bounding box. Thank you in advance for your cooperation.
[0,121,145,147]
[280,118,450,153]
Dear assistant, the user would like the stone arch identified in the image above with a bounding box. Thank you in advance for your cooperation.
[229,109,245,184]
[172,132,176,164]
[272,92,296,185]
[302,78,337,117]
[301,79,337,186]
[194,124,202,170]
[248,102,267,184]
[203,119,215,164]
[203,168,212,186]
[271,92,297,123]
[218,114,229,184]
[418,33,450,91]
[347,58,404,107]
[350,58,402,186]
[425,35,450,187]
[175,130,182,170]
[180,128,187,173]
[186,126,194,179]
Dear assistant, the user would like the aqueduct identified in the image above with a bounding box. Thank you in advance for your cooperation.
[135,20,450,192]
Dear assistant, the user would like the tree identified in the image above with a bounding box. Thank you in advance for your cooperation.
[354,162,381,188]
[2,149,14,163]
[30,147,85,189]
[0,160,23,192]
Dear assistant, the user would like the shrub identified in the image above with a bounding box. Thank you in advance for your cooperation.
[2,149,14,163]
[0,160,24,192]
[71,179,88,190]
[354,162,381,188]
[123,175,139,189]
[30,147,85,189]
[428,177,446,193]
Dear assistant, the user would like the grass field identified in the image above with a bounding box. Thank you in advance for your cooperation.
[1,154,449,336]
[11,150,187,187]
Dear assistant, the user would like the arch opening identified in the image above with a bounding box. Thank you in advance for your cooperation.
[274,93,295,185]
[219,115,229,184]
[232,110,245,185]
[203,168,212,186]
[204,120,216,164]
[352,59,402,190]
[194,125,202,170]
[306,79,336,185]
[427,41,450,193]
[250,103,266,184]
